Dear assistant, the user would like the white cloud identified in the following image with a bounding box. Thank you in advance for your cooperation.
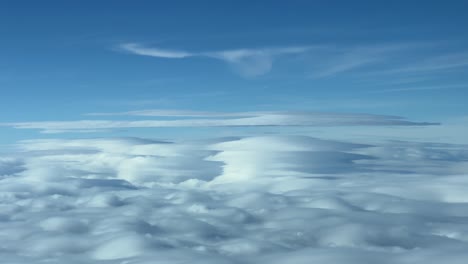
[381,52,468,74]
[309,49,382,78]
[1,111,438,133]
[119,42,468,80]
[1,135,468,262]
[121,43,193,58]
[87,109,261,117]
[369,84,468,93]
[120,43,311,76]
[305,43,423,78]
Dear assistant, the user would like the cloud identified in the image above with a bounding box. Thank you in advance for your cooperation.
[120,43,311,76]
[356,51,468,80]
[381,52,468,74]
[1,111,438,133]
[0,157,24,177]
[370,84,468,93]
[120,42,468,80]
[309,48,386,78]
[1,135,468,263]
[87,109,260,117]
[305,42,468,79]
[120,43,193,58]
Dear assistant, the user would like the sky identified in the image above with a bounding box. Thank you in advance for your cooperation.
[1,1,468,263]
[1,0,468,143]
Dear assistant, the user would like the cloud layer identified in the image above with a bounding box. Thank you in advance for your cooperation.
[1,135,468,263]
[2,111,438,134]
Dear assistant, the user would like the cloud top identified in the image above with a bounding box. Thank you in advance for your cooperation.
[1,135,468,263]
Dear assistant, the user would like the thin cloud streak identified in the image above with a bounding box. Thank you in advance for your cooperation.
[2,111,438,134]
[308,43,432,78]
[120,42,468,79]
[87,109,273,117]
[120,43,193,58]
[370,84,468,93]
[120,42,468,81]
[119,43,312,76]
[365,52,468,76]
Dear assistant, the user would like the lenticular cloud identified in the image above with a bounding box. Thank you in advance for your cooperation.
[1,135,468,263]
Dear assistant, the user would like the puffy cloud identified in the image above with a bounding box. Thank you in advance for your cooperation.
[0,135,468,263]
[0,157,24,177]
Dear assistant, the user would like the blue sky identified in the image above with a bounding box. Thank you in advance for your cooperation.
[1,0,468,143]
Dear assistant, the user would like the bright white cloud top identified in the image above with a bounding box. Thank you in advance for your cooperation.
[2,125,468,263]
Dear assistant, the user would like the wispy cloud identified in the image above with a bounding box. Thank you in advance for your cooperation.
[370,84,468,93]
[120,43,193,59]
[392,52,468,73]
[308,43,427,78]
[364,52,468,77]
[2,111,438,134]
[309,48,386,78]
[87,109,270,117]
[120,42,468,80]
[120,43,312,77]
[309,42,468,79]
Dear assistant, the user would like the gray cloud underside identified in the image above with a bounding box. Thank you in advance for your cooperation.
[1,135,468,263]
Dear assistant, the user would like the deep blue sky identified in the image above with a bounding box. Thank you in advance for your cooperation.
[1,0,467,142]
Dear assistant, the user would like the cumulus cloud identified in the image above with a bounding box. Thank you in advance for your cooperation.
[1,134,468,263]
[120,43,311,76]
[1,111,438,134]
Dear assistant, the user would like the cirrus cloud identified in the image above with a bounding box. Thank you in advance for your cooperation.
[120,43,312,77]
